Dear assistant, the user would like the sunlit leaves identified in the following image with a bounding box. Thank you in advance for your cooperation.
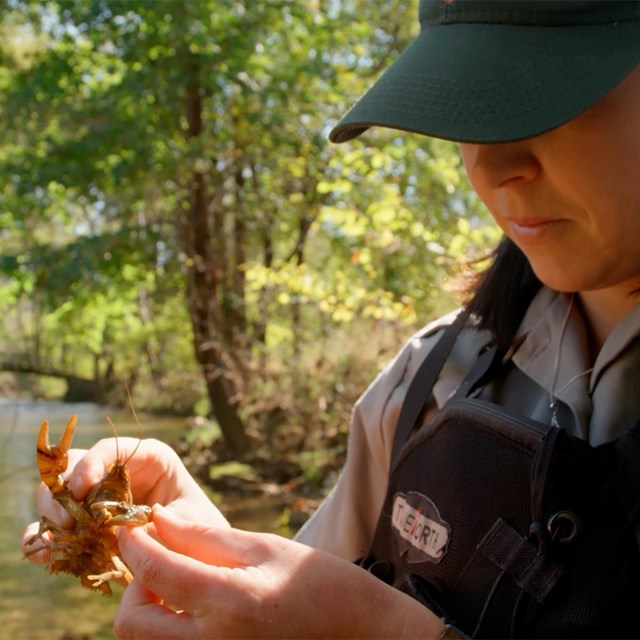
[0,0,499,421]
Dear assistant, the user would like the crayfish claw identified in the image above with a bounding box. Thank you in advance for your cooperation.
[36,415,77,495]
[90,500,152,526]
[59,414,77,454]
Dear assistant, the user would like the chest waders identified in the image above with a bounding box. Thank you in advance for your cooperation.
[361,311,640,638]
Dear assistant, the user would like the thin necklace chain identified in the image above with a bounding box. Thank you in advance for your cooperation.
[549,294,594,428]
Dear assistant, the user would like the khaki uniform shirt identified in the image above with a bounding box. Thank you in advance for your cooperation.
[295,288,640,560]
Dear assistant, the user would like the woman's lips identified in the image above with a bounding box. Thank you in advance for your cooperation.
[506,217,564,245]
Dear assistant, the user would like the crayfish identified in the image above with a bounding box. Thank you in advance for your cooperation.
[24,414,152,595]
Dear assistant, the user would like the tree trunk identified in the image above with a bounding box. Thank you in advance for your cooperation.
[181,54,251,458]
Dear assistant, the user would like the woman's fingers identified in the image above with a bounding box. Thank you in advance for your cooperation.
[114,509,275,639]
[36,480,75,526]
[68,437,168,501]
[151,505,241,565]
[68,438,214,514]
[114,580,201,640]
[116,518,228,616]
[162,496,231,528]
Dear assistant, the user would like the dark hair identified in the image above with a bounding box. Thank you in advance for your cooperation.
[465,237,542,351]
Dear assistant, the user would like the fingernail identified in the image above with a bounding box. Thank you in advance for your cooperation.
[68,475,80,494]
[68,474,87,498]
[152,503,171,518]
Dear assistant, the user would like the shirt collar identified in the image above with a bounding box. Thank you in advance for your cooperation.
[511,287,640,438]
[591,301,640,391]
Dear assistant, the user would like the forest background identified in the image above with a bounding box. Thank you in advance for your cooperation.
[0,0,499,499]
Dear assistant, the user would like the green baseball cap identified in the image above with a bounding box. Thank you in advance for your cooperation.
[330,0,640,144]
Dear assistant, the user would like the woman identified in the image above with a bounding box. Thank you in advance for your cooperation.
[23,1,640,637]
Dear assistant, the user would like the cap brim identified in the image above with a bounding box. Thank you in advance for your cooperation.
[330,21,640,144]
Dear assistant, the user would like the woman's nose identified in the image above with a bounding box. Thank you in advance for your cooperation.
[459,141,541,191]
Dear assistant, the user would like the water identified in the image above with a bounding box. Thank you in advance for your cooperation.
[0,399,195,639]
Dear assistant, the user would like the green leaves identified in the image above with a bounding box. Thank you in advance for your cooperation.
[0,0,498,425]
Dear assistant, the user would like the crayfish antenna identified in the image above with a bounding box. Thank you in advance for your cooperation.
[125,383,145,438]
[105,416,121,462]
[124,383,145,466]
[105,385,145,466]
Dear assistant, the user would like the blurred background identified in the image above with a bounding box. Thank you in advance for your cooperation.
[0,0,498,637]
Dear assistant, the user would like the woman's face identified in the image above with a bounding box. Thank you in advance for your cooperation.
[460,63,640,296]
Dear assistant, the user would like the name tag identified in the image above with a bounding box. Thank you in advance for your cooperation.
[392,492,451,563]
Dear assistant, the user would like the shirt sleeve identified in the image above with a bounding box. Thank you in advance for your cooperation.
[293,319,457,560]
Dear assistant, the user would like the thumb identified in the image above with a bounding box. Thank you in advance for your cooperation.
[115,513,219,615]
[152,504,252,568]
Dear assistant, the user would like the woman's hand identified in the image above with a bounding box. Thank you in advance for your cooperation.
[21,437,229,562]
[113,506,445,639]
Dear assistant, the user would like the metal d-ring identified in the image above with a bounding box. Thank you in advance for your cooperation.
[547,510,581,544]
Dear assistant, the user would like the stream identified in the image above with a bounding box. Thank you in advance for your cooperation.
[0,398,291,639]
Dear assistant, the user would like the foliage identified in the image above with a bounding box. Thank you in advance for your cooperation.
[0,1,498,453]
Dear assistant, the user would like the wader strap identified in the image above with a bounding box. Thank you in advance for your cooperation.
[390,307,473,468]
[449,344,505,402]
